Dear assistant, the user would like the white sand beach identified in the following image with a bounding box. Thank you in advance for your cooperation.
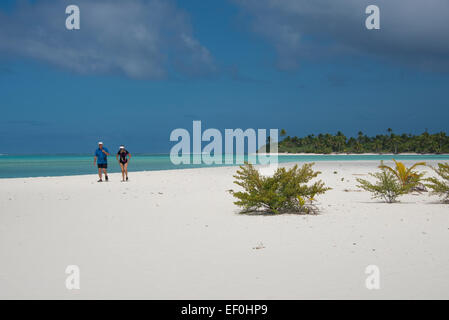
[1,160,449,299]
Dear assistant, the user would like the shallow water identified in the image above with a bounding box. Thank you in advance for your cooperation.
[1,154,449,178]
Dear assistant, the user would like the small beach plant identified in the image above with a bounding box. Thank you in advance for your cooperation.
[229,162,330,214]
[425,163,449,203]
[356,167,413,203]
[378,159,425,188]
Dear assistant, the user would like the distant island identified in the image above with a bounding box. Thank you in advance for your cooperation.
[267,129,449,154]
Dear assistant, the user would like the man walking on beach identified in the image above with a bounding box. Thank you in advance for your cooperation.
[94,142,110,182]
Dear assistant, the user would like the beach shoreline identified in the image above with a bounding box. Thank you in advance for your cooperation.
[1,160,449,299]
[257,152,449,156]
[2,154,449,180]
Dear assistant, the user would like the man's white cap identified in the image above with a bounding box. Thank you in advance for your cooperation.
[120,146,125,149]
[98,141,103,145]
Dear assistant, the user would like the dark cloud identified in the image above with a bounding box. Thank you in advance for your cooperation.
[0,0,216,79]
[233,0,449,71]
[2,120,50,127]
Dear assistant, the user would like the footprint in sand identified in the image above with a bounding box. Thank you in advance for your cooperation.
[253,242,265,250]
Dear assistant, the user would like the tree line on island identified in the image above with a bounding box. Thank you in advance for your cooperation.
[271,129,449,154]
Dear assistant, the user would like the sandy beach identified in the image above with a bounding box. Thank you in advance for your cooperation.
[1,160,449,299]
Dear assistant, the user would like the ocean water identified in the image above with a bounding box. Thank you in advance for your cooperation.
[1,154,449,179]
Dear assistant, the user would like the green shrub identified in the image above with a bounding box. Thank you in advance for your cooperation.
[378,159,425,188]
[229,162,330,214]
[425,163,449,203]
[356,168,412,203]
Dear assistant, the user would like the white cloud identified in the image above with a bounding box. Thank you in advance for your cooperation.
[0,0,216,79]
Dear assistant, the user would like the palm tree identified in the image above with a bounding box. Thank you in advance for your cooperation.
[335,131,346,153]
[357,131,364,143]
[436,132,446,154]
[266,135,271,152]
[379,159,426,187]
[373,140,382,153]
[391,134,400,154]
[386,128,396,153]
[280,129,286,137]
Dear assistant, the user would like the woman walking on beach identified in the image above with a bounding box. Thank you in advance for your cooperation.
[116,146,131,182]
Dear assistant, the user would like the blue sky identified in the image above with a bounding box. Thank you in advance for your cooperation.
[1,0,448,154]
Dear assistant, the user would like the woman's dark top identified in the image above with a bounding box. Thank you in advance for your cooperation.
[117,149,129,164]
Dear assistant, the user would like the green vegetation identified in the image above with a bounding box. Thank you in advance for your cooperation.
[229,162,330,214]
[356,167,413,203]
[356,160,426,202]
[378,160,426,187]
[274,129,449,154]
[425,163,449,203]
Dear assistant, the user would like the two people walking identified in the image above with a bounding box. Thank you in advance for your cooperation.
[94,142,131,182]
